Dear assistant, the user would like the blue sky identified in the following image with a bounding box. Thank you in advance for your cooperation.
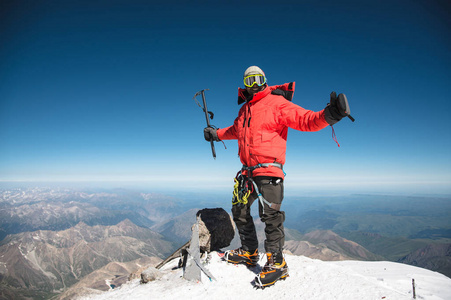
[1,0,450,195]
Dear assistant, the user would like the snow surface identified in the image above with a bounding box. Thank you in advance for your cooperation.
[80,253,451,300]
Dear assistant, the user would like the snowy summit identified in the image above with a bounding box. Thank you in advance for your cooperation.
[80,252,451,300]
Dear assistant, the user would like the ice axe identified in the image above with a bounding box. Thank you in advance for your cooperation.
[193,89,216,159]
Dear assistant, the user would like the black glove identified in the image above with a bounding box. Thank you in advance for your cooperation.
[204,127,220,142]
[324,92,351,125]
[271,89,293,101]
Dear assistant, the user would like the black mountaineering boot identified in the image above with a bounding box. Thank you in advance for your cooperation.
[255,252,289,288]
[224,248,259,266]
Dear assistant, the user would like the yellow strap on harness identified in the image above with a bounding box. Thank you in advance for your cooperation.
[232,178,251,206]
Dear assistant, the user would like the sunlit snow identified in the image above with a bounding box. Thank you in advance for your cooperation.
[80,252,451,300]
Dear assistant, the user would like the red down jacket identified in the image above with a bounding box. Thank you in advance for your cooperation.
[216,82,329,178]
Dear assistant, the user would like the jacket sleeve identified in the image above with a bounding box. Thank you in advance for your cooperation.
[278,100,329,132]
[217,125,237,140]
[217,104,247,140]
[216,117,239,140]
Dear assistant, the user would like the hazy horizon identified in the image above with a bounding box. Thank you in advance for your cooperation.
[1,180,450,198]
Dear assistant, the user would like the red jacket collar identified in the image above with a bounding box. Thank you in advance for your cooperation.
[238,82,295,105]
[248,86,270,103]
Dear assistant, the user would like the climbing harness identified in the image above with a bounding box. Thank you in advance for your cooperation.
[232,172,253,206]
[231,163,284,214]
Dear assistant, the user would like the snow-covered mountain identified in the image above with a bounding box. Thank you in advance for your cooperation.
[0,220,171,299]
[79,252,451,300]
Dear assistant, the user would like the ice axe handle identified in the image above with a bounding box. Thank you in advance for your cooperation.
[209,137,216,159]
[348,115,355,122]
[200,90,216,159]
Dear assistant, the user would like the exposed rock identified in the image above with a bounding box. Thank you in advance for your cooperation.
[302,230,382,261]
[0,221,171,300]
[59,256,160,300]
[398,243,451,278]
[156,208,235,270]
[128,257,162,281]
[285,240,351,261]
[196,208,235,252]
[284,230,383,261]
[141,266,162,283]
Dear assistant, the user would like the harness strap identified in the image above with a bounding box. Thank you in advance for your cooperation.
[234,163,284,214]
[249,179,271,206]
[241,162,283,172]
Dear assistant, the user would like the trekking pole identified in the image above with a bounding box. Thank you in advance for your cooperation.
[193,89,216,159]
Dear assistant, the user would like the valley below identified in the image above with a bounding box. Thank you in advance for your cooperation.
[0,187,450,299]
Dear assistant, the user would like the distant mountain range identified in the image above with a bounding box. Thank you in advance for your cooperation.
[0,200,154,240]
[150,208,199,246]
[0,188,194,241]
[0,187,449,299]
[282,194,451,238]
[0,220,172,300]
[398,243,451,278]
[285,230,383,261]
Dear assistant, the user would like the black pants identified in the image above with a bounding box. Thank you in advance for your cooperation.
[231,176,285,253]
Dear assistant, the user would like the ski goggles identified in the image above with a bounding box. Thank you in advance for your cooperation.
[243,74,267,87]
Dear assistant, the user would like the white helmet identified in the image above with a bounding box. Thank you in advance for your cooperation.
[243,66,265,78]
